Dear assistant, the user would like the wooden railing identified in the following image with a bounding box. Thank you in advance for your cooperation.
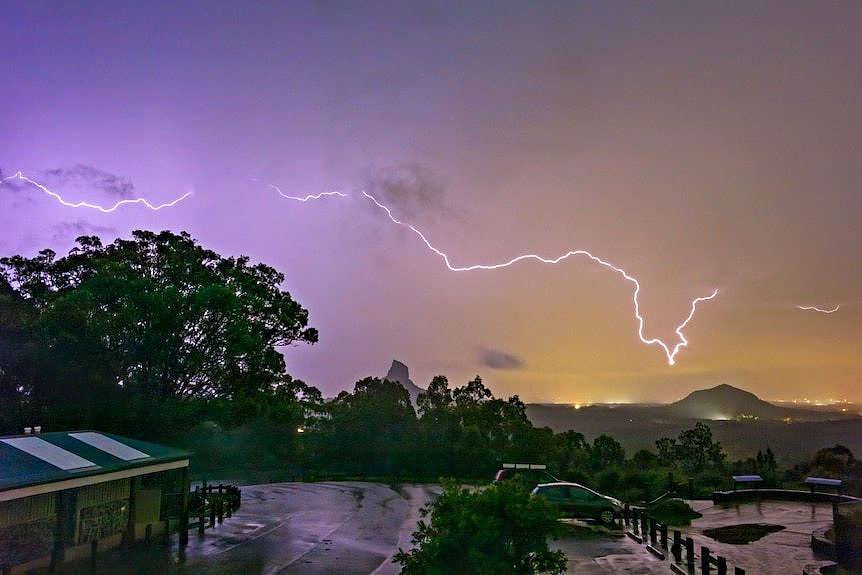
[623,506,748,574]
[190,482,242,535]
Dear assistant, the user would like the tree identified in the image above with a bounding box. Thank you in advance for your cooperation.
[448,376,535,474]
[755,446,778,483]
[416,375,462,476]
[550,430,592,482]
[0,230,318,435]
[812,445,858,476]
[677,422,725,473]
[0,278,42,432]
[655,437,678,466]
[657,422,725,474]
[591,434,625,470]
[417,375,455,421]
[317,377,418,476]
[395,481,566,575]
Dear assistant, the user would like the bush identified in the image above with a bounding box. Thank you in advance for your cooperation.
[649,498,702,526]
[395,480,567,575]
[595,468,621,493]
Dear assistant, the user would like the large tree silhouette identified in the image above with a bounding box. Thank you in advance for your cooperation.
[0,230,317,434]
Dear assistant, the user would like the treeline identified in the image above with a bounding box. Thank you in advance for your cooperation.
[187,373,861,500]
[2,231,859,500]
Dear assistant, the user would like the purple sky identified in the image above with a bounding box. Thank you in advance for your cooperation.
[2,2,860,403]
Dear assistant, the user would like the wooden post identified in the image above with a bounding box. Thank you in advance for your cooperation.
[198,491,206,535]
[50,490,73,571]
[734,567,745,575]
[124,477,140,545]
[179,467,190,546]
[649,518,657,544]
[90,539,98,572]
[716,556,727,575]
[640,513,648,538]
[632,509,639,534]
[672,530,682,562]
[660,523,668,548]
[624,503,630,527]
[702,546,711,574]
[685,537,694,566]
[209,493,216,528]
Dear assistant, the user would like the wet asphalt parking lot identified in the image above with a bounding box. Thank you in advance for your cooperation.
[37,482,845,574]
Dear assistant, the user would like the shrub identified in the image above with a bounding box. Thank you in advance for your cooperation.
[649,498,702,526]
[395,480,567,575]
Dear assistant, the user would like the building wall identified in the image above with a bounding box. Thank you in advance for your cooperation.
[75,478,130,545]
[0,468,186,574]
[0,493,55,568]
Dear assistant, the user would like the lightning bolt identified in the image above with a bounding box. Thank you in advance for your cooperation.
[361,191,718,366]
[797,304,840,314]
[1,171,192,212]
[268,183,347,202]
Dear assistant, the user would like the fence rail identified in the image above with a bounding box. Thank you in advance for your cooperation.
[623,506,747,574]
[189,482,242,534]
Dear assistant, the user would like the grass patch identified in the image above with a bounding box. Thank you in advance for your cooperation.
[703,523,785,544]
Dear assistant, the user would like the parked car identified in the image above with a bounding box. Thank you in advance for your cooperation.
[494,464,558,489]
[531,482,623,524]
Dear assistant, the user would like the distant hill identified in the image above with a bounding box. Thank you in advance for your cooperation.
[383,360,425,408]
[525,383,862,461]
[658,383,793,421]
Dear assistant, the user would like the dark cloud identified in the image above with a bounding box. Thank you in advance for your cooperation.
[51,220,117,242]
[0,169,22,190]
[478,347,525,370]
[364,164,452,220]
[0,170,36,204]
[44,164,136,198]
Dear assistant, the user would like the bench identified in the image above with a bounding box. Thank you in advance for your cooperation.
[731,475,763,491]
[805,476,842,494]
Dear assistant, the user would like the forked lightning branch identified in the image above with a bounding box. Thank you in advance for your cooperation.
[5,171,841,366]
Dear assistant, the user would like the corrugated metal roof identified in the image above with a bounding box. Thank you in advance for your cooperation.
[0,430,190,493]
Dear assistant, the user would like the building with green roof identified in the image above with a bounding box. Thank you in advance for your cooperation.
[0,430,189,574]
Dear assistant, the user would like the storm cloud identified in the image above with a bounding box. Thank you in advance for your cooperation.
[478,347,525,371]
[51,220,117,242]
[45,165,136,199]
[364,164,452,221]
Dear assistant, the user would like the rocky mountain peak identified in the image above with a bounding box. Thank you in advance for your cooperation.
[384,359,426,408]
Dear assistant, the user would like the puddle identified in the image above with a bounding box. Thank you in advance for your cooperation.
[703,523,785,544]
